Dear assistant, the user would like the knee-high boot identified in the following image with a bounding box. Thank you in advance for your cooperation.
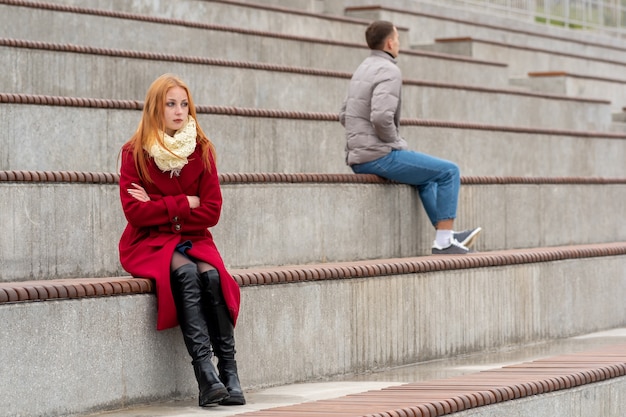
[171,264,229,407]
[201,269,246,406]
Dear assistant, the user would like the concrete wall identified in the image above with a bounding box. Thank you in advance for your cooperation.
[29,0,373,44]
[2,104,625,176]
[511,74,626,113]
[1,0,625,415]
[343,3,626,61]
[1,181,626,281]
[418,39,626,82]
[1,255,624,416]
[2,46,610,129]
[452,377,626,417]
[0,4,508,87]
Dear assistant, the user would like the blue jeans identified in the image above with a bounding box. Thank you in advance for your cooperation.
[352,149,460,226]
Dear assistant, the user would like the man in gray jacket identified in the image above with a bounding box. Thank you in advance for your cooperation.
[339,20,480,255]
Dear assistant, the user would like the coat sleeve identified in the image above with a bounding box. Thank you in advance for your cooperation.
[339,97,347,127]
[119,148,190,229]
[370,66,402,143]
[177,155,223,232]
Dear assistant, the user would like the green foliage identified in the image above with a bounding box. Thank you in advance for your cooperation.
[534,15,585,29]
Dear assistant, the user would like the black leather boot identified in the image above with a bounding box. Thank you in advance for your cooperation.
[201,269,246,406]
[171,264,229,407]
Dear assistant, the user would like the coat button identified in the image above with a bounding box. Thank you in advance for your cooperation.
[174,224,181,231]
[173,216,179,222]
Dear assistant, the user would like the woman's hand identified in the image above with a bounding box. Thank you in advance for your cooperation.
[128,182,199,209]
[127,183,150,202]
[187,195,200,209]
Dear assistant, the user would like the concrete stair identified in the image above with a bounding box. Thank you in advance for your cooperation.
[1,39,611,129]
[3,95,625,175]
[0,0,625,416]
[80,329,626,417]
[343,3,626,61]
[510,71,626,113]
[0,1,509,87]
[344,5,626,113]
[2,171,625,281]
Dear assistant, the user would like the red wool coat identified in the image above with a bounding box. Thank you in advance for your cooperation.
[118,144,240,331]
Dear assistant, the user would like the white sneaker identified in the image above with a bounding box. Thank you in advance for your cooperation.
[432,238,474,255]
[453,227,482,248]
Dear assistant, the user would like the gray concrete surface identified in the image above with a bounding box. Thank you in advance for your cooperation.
[2,45,610,130]
[1,0,625,416]
[510,73,626,113]
[2,104,625,177]
[0,3,509,87]
[344,3,626,62]
[71,329,626,416]
[1,263,625,416]
[416,38,626,80]
[31,0,374,45]
[2,181,626,281]
[82,378,626,417]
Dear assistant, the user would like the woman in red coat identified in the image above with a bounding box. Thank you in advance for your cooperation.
[118,73,244,407]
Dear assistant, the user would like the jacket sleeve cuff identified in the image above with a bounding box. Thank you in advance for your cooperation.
[163,195,190,233]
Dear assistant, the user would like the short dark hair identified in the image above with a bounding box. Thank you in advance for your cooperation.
[365,20,395,50]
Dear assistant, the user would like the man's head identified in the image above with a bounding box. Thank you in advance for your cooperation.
[365,20,400,58]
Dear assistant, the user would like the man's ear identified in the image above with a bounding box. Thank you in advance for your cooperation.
[383,36,391,51]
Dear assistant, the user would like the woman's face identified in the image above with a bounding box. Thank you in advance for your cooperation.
[164,86,189,136]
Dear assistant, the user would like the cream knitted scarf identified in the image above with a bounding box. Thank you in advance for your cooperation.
[146,116,197,177]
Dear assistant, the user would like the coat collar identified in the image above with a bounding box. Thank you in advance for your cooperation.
[370,49,397,64]
[147,147,203,195]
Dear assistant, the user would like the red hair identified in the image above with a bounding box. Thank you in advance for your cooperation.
[122,73,216,183]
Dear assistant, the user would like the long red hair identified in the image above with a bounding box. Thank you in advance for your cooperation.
[122,73,216,183]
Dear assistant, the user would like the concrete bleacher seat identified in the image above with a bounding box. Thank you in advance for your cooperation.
[344,5,626,112]
[0,1,509,87]
[343,3,626,62]
[0,40,613,130]
[2,170,625,281]
[2,94,625,176]
[0,39,612,130]
[230,343,626,416]
[2,242,625,415]
[416,36,626,84]
[10,0,379,44]
[1,0,625,415]
[510,71,626,113]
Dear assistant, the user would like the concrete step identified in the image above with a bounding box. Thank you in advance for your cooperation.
[0,1,509,87]
[1,171,625,281]
[80,331,626,417]
[1,247,624,416]
[13,0,374,44]
[0,42,613,129]
[344,3,626,63]
[2,96,625,176]
[415,36,626,83]
[510,71,626,113]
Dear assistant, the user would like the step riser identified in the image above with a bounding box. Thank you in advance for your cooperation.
[420,40,626,84]
[1,47,612,130]
[3,105,625,176]
[346,6,626,63]
[0,5,509,87]
[25,0,372,44]
[1,255,624,416]
[511,75,626,113]
[1,182,625,281]
[454,378,626,417]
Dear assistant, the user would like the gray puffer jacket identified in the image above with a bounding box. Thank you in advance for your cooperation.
[339,50,408,165]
